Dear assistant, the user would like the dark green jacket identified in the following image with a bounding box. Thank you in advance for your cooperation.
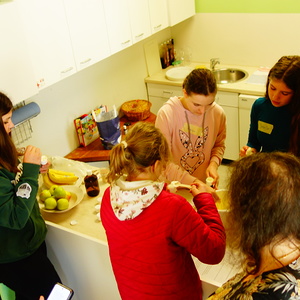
[0,162,47,263]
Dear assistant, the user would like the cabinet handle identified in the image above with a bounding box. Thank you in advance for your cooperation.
[163,90,173,96]
[61,67,73,74]
[80,58,92,65]
[135,33,144,38]
[121,40,131,45]
[154,24,162,30]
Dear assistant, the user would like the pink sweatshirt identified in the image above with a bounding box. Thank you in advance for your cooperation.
[155,96,226,183]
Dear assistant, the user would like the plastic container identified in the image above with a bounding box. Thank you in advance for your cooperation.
[84,170,100,197]
[206,177,214,187]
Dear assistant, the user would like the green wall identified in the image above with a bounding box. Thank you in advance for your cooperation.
[195,0,300,13]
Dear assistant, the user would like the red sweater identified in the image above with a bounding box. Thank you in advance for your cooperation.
[100,189,226,300]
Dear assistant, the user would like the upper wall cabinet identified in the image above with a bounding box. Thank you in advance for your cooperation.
[148,0,169,34]
[167,0,195,26]
[0,2,37,104]
[16,0,76,89]
[63,0,111,71]
[128,0,151,44]
[102,0,133,55]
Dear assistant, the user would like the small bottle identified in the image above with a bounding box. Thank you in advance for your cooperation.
[206,177,214,187]
[84,170,100,197]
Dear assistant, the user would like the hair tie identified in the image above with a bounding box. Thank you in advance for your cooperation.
[121,141,128,149]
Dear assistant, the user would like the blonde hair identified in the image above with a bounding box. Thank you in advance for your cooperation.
[107,122,170,183]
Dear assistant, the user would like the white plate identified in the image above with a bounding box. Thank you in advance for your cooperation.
[165,66,193,81]
[38,185,84,214]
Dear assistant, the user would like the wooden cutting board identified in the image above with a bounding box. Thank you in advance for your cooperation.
[144,39,162,76]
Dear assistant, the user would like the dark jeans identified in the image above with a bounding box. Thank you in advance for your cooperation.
[0,242,61,300]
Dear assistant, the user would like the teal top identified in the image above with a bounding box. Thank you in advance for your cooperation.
[247,97,291,153]
[0,162,47,263]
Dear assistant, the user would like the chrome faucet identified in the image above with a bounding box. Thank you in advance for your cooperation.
[210,58,220,71]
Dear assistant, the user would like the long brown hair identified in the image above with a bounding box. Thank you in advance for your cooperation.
[227,152,300,274]
[265,55,300,156]
[107,122,170,183]
[0,92,19,172]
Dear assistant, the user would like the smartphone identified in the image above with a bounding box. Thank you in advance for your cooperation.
[47,283,74,300]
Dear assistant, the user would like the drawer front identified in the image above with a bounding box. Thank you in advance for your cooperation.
[216,91,239,107]
[238,94,258,109]
[147,83,182,98]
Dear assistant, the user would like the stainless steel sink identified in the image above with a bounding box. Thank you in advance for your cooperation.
[213,68,247,84]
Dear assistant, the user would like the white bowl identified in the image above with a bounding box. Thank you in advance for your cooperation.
[38,185,84,214]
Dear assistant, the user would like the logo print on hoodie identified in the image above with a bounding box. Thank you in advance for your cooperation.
[179,126,208,174]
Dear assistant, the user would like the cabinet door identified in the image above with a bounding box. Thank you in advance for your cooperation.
[128,0,151,44]
[63,0,111,71]
[167,0,195,26]
[103,0,132,54]
[0,2,37,104]
[148,0,169,34]
[215,92,239,161]
[16,0,76,89]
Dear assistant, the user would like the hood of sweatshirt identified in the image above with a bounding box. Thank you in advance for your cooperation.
[110,176,164,220]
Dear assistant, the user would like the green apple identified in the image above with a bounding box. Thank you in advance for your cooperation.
[53,186,67,199]
[44,197,57,210]
[57,198,69,211]
[39,189,52,202]
[49,185,59,195]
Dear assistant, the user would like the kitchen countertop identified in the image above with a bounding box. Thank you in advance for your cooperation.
[145,62,266,96]
[65,112,156,162]
[41,180,109,243]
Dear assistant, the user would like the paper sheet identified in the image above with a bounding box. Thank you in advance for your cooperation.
[246,68,270,85]
[193,250,242,288]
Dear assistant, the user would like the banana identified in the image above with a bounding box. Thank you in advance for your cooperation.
[48,169,79,185]
[48,169,76,177]
[42,173,63,189]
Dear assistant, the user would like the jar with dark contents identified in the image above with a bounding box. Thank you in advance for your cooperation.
[84,170,100,197]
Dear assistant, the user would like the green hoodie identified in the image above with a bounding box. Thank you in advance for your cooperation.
[0,162,47,263]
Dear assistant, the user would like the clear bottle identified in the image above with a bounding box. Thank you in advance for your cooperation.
[84,170,100,197]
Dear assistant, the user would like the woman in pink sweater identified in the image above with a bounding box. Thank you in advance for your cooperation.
[155,68,226,188]
[100,122,226,300]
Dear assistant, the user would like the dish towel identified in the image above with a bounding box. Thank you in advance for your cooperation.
[12,102,41,126]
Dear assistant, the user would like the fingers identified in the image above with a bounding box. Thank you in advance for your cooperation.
[23,145,42,165]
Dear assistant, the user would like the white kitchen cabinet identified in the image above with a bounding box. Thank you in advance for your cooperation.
[0,2,37,104]
[215,91,239,161]
[167,0,195,26]
[128,0,151,44]
[146,83,183,114]
[102,0,133,54]
[148,0,169,34]
[63,0,111,71]
[238,94,259,149]
[16,0,76,89]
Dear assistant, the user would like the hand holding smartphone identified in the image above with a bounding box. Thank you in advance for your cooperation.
[47,283,74,300]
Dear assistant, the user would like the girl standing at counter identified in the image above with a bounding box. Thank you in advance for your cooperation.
[100,122,226,300]
[240,55,300,157]
[0,92,61,299]
[155,68,226,188]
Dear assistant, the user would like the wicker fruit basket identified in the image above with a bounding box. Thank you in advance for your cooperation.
[121,100,152,121]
